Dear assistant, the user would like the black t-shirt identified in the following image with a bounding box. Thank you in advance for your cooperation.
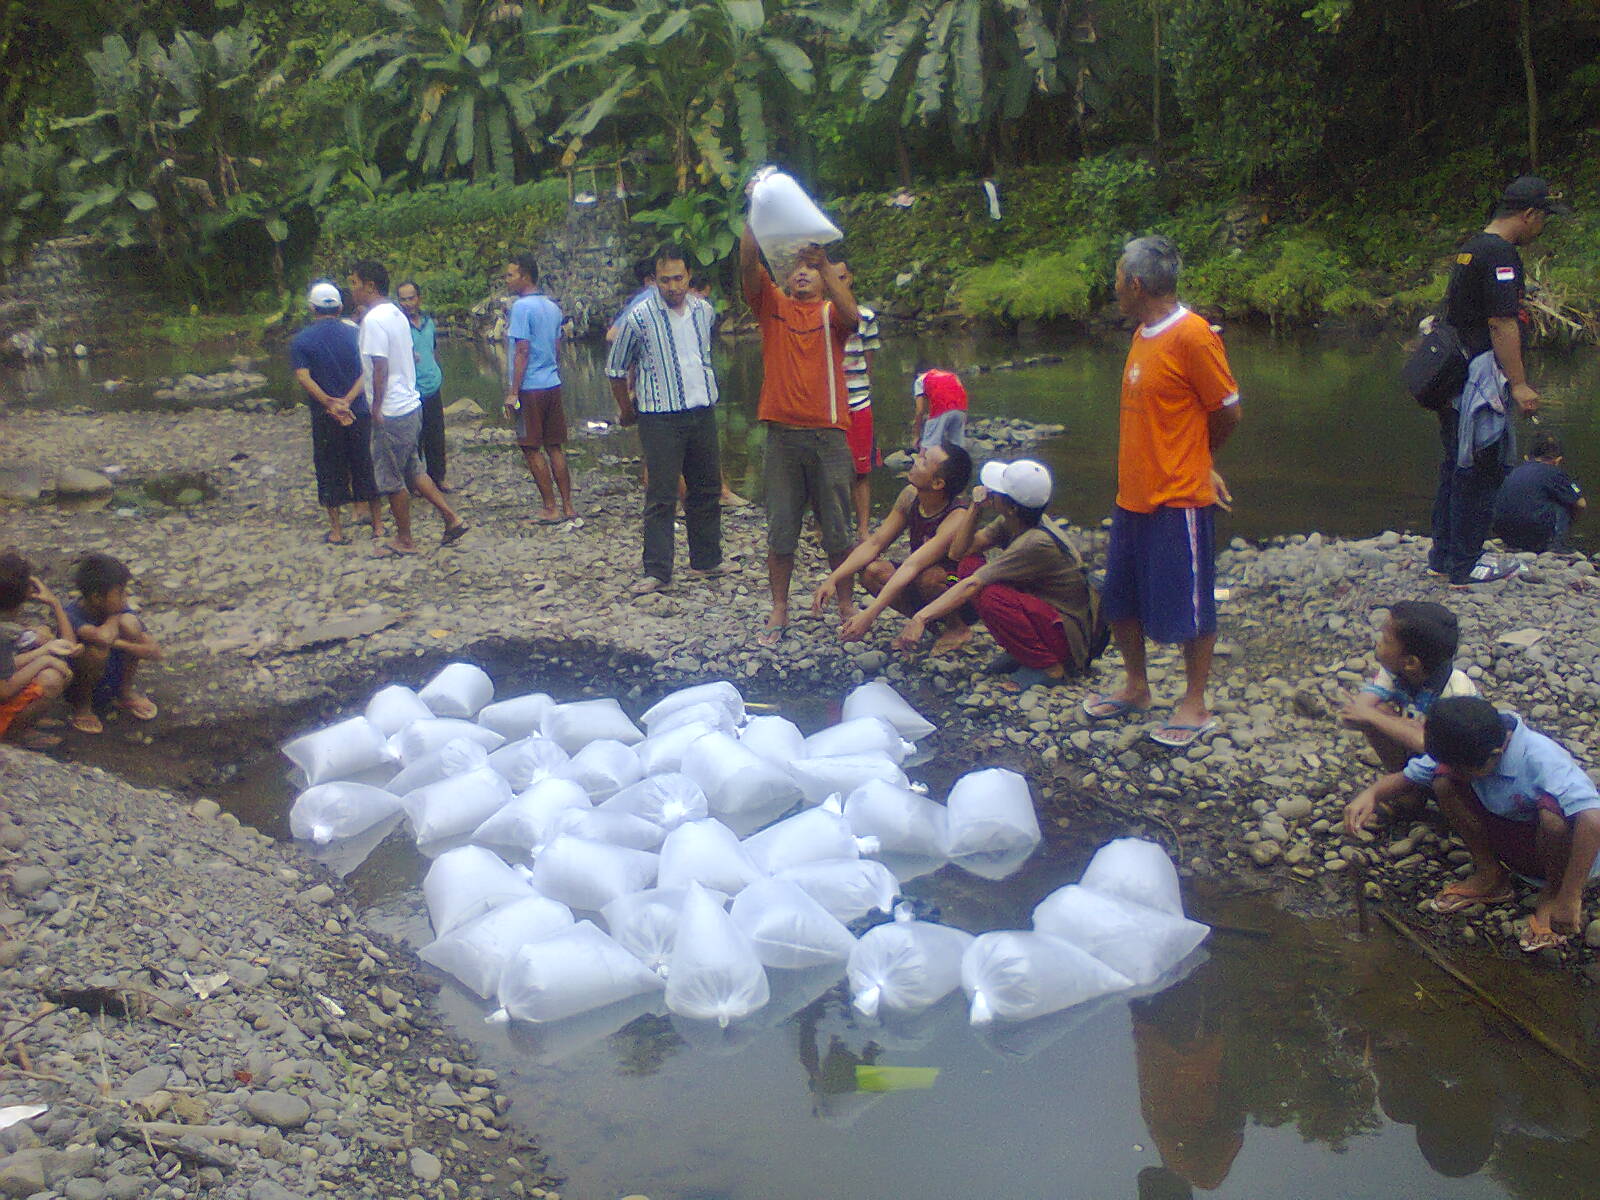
[1493,461,1583,530]
[1444,232,1524,358]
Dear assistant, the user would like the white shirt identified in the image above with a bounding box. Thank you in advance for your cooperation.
[668,304,711,409]
[359,300,421,417]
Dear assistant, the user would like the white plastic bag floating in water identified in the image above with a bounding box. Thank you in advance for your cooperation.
[282,716,394,787]
[739,715,808,765]
[656,819,766,896]
[804,716,912,764]
[543,806,665,853]
[1079,838,1184,918]
[1031,885,1209,988]
[645,701,738,738]
[790,752,908,807]
[840,680,936,743]
[419,894,575,998]
[424,845,533,937]
[477,692,556,741]
[641,681,745,731]
[390,718,504,765]
[470,778,592,855]
[775,858,899,923]
[747,167,843,283]
[942,768,1041,862]
[598,773,708,831]
[560,738,642,800]
[387,737,489,797]
[289,782,403,846]
[486,735,570,792]
[602,886,700,977]
[526,836,658,913]
[680,731,805,836]
[635,721,715,776]
[665,882,771,1027]
[729,877,856,969]
[491,921,663,1024]
[402,765,513,844]
[541,699,643,754]
[365,685,433,737]
[848,906,974,1018]
[961,930,1131,1026]
[418,662,495,720]
[741,798,877,875]
[843,779,947,860]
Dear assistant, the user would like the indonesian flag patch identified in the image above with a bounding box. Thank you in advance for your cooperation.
[1496,266,1517,281]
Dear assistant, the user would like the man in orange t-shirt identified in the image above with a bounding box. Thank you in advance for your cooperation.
[1083,235,1242,748]
[739,212,861,647]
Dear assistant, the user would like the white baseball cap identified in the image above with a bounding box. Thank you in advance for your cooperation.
[979,458,1052,509]
[307,281,342,311]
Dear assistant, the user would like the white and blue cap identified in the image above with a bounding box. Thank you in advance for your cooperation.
[307,281,342,312]
[979,458,1052,509]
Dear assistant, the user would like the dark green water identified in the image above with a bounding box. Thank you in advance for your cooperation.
[7,324,1597,547]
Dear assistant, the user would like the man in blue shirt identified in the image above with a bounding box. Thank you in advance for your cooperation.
[1492,433,1586,553]
[398,280,450,492]
[503,253,574,523]
[1346,696,1600,953]
[289,281,379,544]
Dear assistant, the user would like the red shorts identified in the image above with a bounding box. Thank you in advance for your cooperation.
[846,405,881,477]
[516,387,567,449]
[0,681,46,739]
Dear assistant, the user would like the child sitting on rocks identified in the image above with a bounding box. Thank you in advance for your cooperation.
[64,552,163,735]
[1345,696,1600,953]
[1340,601,1478,774]
[0,551,79,749]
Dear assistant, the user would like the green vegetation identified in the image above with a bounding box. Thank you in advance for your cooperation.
[2,1,1598,336]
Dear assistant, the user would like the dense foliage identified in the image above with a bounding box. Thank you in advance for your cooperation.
[3,0,1598,329]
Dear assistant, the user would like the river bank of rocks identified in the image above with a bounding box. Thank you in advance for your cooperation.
[2,402,1600,1193]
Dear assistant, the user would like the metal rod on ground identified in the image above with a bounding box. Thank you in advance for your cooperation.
[1379,910,1596,1082]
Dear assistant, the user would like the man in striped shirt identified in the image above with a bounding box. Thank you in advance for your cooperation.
[836,258,882,541]
[606,244,728,594]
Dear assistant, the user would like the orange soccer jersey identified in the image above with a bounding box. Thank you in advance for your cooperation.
[1115,307,1239,513]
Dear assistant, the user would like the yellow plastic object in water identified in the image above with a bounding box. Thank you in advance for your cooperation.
[853,1065,940,1093]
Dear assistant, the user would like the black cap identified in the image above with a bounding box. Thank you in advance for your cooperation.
[1501,175,1572,215]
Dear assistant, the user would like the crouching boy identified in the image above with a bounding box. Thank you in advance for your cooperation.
[65,553,163,734]
[1345,696,1600,952]
[0,552,79,748]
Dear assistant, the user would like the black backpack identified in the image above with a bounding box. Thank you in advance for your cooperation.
[1402,314,1468,412]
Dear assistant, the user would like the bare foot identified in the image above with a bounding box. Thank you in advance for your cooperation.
[931,624,973,655]
[562,506,578,520]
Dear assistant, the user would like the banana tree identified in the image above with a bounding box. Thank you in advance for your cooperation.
[538,0,819,192]
[322,0,551,183]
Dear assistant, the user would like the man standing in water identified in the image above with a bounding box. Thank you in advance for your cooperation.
[1084,235,1240,748]
[740,212,861,647]
[396,280,450,493]
[504,253,576,524]
[1431,175,1568,586]
[350,260,468,556]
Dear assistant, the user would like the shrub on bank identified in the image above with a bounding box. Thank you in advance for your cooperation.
[955,239,1107,324]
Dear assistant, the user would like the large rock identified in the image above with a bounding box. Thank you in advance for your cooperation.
[55,467,114,496]
[245,1091,311,1129]
[0,1149,52,1198]
[0,465,49,502]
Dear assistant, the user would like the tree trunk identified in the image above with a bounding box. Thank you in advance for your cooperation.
[1516,0,1538,168]
[894,126,913,187]
[1151,0,1162,150]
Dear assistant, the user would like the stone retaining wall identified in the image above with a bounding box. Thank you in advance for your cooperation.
[0,237,157,362]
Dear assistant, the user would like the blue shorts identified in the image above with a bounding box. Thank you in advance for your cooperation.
[1102,504,1217,644]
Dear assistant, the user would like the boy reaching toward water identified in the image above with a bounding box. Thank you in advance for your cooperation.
[1340,601,1477,774]
[64,553,163,735]
[0,553,79,749]
[1345,696,1600,952]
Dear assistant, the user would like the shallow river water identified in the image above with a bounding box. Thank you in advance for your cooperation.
[12,327,1600,1198]
[8,322,1598,548]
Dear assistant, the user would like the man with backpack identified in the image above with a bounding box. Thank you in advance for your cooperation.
[892,458,1104,690]
[1428,176,1569,586]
